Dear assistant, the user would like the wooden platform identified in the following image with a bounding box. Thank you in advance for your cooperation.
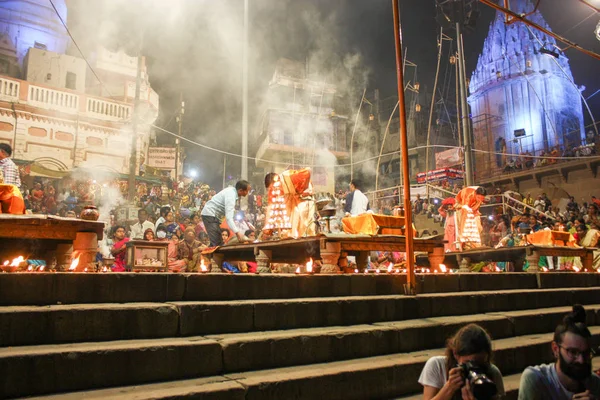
[212,234,446,272]
[445,245,597,272]
[0,214,105,269]
[0,214,104,240]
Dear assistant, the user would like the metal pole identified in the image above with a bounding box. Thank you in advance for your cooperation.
[176,92,183,182]
[350,88,366,181]
[241,0,249,180]
[456,22,474,186]
[128,44,143,202]
[392,0,416,295]
[223,154,227,190]
[425,28,444,200]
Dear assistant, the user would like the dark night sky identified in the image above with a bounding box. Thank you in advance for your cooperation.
[68,0,600,187]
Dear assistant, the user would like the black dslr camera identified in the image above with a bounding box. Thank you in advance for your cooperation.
[459,361,498,400]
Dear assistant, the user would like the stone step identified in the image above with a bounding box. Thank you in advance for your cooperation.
[0,337,223,399]
[3,288,600,347]
[1,272,598,306]
[207,305,600,373]
[221,328,600,400]
[175,287,600,335]
[0,303,179,347]
[22,329,600,400]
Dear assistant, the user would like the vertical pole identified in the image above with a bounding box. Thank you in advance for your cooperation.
[392,0,416,295]
[456,22,474,186]
[350,88,367,181]
[241,0,249,180]
[128,44,143,202]
[176,92,183,182]
[223,154,227,190]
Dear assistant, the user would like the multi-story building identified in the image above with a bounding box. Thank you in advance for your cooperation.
[254,58,348,193]
[0,0,158,179]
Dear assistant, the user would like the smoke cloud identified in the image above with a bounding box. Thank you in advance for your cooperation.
[65,0,371,187]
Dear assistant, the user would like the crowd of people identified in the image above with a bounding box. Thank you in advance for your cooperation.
[503,143,598,174]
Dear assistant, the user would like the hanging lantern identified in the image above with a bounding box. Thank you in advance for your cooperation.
[415,104,421,113]
[369,113,375,121]
[414,82,420,91]
[450,56,457,64]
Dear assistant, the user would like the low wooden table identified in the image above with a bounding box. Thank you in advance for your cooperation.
[0,214,105,270]
[445,245,597,272]
[211,233,446,273]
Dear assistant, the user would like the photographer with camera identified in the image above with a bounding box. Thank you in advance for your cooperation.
[518,305,600,400]
[419,323,505,400]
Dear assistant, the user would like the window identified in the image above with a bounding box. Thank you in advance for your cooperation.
[0,59,8,75]
[65,72,76,90]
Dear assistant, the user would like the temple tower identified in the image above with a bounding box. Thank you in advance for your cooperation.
[468,0,585,179]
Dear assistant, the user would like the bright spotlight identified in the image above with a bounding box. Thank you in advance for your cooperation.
[189,169,198,178]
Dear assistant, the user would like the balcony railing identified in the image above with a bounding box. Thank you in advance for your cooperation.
[86,97,131,121]
[28,85,79,113]
[0,77,19,101]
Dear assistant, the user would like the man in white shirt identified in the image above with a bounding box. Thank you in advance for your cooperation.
[347,180,369,216]
[130,209,155,239]
[201,180,251,246]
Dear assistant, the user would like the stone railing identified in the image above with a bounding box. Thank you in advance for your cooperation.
[0,77,20,101]
[86,97,131,121]
[28,85,79,113]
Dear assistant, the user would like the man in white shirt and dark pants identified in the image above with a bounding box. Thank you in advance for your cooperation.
[130,209,155,239]
[345,180,369,216]
[201,180,251,247]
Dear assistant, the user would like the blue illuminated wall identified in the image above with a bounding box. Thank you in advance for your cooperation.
[468,0,585,175]
[0,0,69,69]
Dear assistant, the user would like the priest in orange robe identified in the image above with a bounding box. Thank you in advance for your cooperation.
[454,186,487,250]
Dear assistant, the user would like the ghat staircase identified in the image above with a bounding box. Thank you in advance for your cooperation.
[1,272,599,399]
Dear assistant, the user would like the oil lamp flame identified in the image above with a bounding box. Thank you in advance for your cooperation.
[3,260,8,266]
[84,267,88,272]
[439,264,448,273]
[354,268,358,273]
[10,256,24,267]
[69,257,80,271]
[295,266,301,274]
[200,258,208,272]
[387,265,392,273]
[102,266,108,272]
[306,258,313,273]
[39,265,45,272]
[27,265,33,271]
[573,266,580,273]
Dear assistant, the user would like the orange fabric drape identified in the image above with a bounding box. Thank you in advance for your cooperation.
[0,184,25,214]
[342,214,406,235]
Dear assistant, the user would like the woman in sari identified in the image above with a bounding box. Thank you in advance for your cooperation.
[164,211,181,239]
[575,223,600,270]
[110,226,129,272]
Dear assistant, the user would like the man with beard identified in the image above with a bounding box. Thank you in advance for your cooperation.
[518,305,600,399]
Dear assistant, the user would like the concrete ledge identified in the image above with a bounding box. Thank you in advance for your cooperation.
[0,273,598,306]
[0,273,186,305]
[175,301,255,335]
[25,376,247,400]
[537,272,600,289]
[0,337,223,399]
[0,303,180,346]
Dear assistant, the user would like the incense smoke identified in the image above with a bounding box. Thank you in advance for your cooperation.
[66,0,371,189]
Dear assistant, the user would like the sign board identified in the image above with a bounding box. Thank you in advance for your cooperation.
[147,147,176,169]
[435,148,463,169]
